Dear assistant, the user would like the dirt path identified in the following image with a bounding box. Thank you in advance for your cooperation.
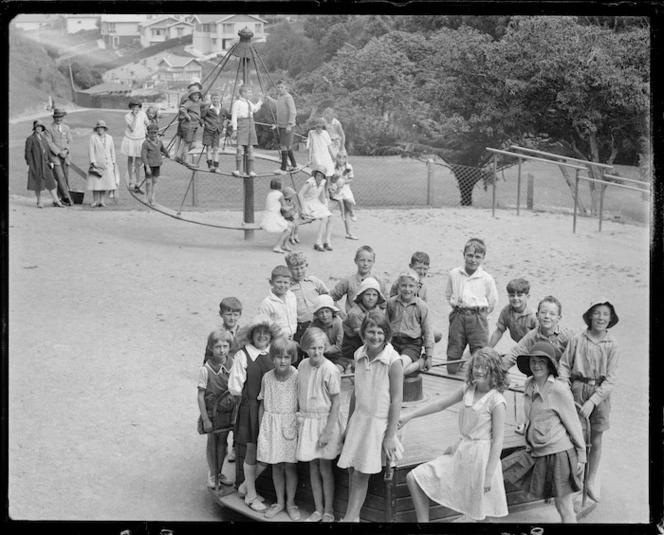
[7,193,650,522]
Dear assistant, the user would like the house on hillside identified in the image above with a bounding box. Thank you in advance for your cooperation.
[156,53,203,83]
[12,14,60,32]
[75,81,132,108]
[64,14,100,33]
[100,14,151,48]
[140,15,194,48]
[192,14,267,55]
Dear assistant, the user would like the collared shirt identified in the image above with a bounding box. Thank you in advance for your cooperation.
[558,329,619,406]
[231,98,263,130]
[503,324,579,371]
[258,290,297,338]
[329,272,388,313]
[342,302,371,337]
[495,303,538,343]
[310,316,344,358]
[227,343,269,396]
[290,275,330,323]
[445,265,498,312]
[386,295,434,355]
[197,360,232,390]
[524,375,586,462]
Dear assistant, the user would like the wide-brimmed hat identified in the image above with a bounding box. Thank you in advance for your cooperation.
[516,341,559,377]
[52,108,67,118]
[582,297,619,329]
[33,119,46,131]
[146,123,160,134]
[236,314,282,348]
[282,186,296,199]
[93,120,108,131]
[353,277,386,306]
[128,98,142,109]
[188,87,203,98]
[312,294,340,316]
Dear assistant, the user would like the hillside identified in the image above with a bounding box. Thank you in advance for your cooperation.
[9,31,73,117]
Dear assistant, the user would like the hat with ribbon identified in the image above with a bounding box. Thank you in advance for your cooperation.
[516,341,560,377]
[33,119,46,131]
[52,108,67,118]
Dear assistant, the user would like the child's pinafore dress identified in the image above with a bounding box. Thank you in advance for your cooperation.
[296,358,343,462]
[337,343,401,474]
[235,347,274,445]
[256,368,299,464]
[410,386,509,520]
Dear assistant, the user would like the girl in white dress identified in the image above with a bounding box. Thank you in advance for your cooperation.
[121,99,149,193]
[298,166,333,252]
[306,118,335,176]
[297,328,343,522]
[256,338,301,521]
[260,178,294,254]
[337,310,404,522]
[399,347,509,521]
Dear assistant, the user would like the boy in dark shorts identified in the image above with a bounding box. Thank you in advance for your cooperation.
[140,123,170,205]
[201,93,228,173]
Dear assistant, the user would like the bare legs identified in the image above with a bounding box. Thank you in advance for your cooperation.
[145,177,157,205]
[554,494,577,523]
[586,429,603,500]
[310,459,335,517]
[271,462,298,508]
[274,223,293,253]
[240,443,268,502]
[406,470,431,521]
[341,468,370,522]
[314,217,333,249]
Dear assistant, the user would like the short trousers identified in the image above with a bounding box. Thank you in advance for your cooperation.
[392,335,423,362]
[278,127,294,149]
[144,165,161,178]
[203,129,220,148]
[181,126,198,144]
[571,381,611,432]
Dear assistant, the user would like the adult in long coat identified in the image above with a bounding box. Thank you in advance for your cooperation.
[25,119,62,208]
[86,120,119,208]
[43,107,75,206]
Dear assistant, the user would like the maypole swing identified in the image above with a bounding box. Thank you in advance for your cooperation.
[126,27,308,240]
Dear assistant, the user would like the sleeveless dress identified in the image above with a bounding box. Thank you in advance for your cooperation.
[121,110,149,157]
[337,343,402,474]
[300,176,332,219]
[296,358,343,461]
[235,347,274,445]
[256,368,299,464]
[410,386,509,520]
[260,190,290,233]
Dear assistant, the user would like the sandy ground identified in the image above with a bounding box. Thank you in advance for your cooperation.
[7,192,650,523]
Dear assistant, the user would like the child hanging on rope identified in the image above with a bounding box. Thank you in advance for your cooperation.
[231,85,263,177]
[201,92,229,173]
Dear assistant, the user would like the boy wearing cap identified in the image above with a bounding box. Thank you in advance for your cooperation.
[309,295,346,373]
[558,298,620,502]
[43,108,75,206]
[141,124,170,206]
[177,87,204,167]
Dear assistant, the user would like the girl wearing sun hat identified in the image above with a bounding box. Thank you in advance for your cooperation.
[87,120,119,208]
[558,297,619,503]
[502,341,587,523]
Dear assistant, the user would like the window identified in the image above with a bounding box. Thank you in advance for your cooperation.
[202,23,211,33]
[222,23,234,34]
[108,23,116,32]
[255,23,262,34]
[176,27,183,36]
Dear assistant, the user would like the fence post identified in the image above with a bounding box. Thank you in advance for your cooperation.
[572,169,579,234]
[516,157,522,216]
[191,170,197,207]
[526,173,534,209]
[492,153,497,217]
[426,159,434,207]
[598,182,606,232]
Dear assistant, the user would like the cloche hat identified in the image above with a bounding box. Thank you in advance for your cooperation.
[310,164,327,178]
[312,295,340,316]
[582,297,619,329]
[516,341,560,377]
[33,119,46,131]
[93,120,108,131]
[188,87,203,98]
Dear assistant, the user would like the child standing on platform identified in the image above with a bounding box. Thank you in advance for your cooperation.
[231,85,263,177]
[558,297,620,503]
[176,87,204,168]
[298,165,333,252]
[337,310,404,522]
[306,118,335,176]
[260,178,295,254]
[309,295,346,373]
[121,99,149,193]
[228,314,282,512]
[342,277,386,365]
[201,93,228,173]
[445,238,499,374]
[400,347,509,522]
[330,245,388,313]
[140,123,170,206]
[488,278,538,348]
[257,338,301,520]
[258,266,298,340]
[297,328,343,523]
[197,329,237,489]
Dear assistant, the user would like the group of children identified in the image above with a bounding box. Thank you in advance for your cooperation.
[196,238,620,523]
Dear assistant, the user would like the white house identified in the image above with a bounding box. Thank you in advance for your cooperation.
[192,14,267,55]
[156,53,203,83]
[64,14,100,34]
[100,14,151,48]
[140,15,194,48]
[12,14,59,32]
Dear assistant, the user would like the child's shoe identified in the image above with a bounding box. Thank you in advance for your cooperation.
[207,472,217,489]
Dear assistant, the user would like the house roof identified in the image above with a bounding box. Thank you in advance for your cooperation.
[100,14,150,23]
[193,14,267,25]
[78,82,132,94]
[157,53,201,69]
[141,15,192,29]
[13,14,60,24]
[64,14,100,19]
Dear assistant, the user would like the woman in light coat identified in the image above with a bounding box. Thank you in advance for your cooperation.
[87,120,119,208]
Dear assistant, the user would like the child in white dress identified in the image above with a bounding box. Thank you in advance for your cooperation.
[297,328,343,522]
[332,151,357,223]
[261,178,294,254]
[306,118,335,176]
[298,166,333,252]
[337,310,404,522]
[399,347,509,521]
[257,338,301,521]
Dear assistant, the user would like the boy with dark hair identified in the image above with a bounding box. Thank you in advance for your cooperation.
[488,277,537,348]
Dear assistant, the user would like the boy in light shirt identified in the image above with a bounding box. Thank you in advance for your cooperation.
[258,265,298,340]
[488,277,537,348]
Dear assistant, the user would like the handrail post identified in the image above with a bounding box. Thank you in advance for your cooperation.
[516,157,522,216]
[191,170,197,207]
[426,159,433,206]
[572,169,579,234]
[492,153,497,217]
[598,180,605,232]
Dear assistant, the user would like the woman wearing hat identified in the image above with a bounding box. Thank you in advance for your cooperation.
[87,120,119,208]
[24,119,61,208]
[306,118,335,177]
[121,98,149,193]
[502,342,587,523]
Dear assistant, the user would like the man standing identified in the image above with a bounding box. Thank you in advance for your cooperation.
[265,80,297,174]
[43,108,74,206]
